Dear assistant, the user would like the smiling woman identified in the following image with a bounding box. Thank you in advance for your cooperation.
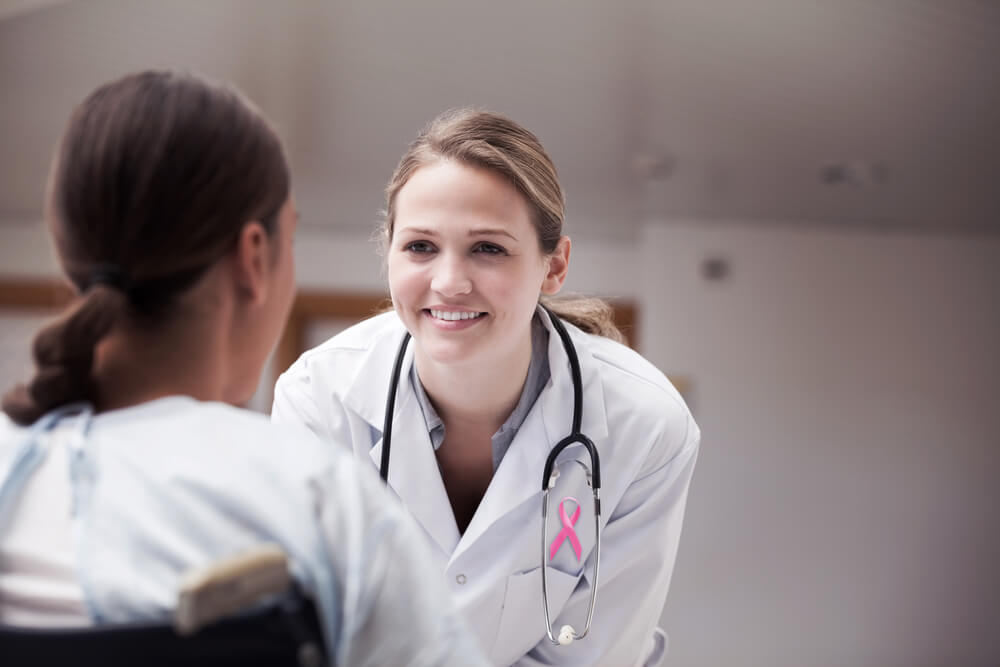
[388,159,568,375]
[272,108,700,666]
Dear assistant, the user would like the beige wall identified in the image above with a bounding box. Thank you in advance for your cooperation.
[644,222,1000,666]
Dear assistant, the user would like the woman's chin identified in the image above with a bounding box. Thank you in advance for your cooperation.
[415,336,484,368]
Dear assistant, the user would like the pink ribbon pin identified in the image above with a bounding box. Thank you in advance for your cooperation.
[549,496,582,561]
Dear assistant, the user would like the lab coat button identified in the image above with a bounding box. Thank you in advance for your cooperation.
[456,574,467,585]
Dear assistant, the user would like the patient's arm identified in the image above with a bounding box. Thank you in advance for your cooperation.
[315,458,489,667]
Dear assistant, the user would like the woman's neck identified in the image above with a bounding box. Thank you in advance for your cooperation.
[415,334,534,434]
[91,305,232,413]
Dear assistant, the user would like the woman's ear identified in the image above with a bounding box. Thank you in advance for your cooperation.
[541,236,571,295]
[231,221,272,306]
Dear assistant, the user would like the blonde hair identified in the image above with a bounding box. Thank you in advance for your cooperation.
[380,108,623,343]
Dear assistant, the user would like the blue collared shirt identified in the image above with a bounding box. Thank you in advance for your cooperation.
[409,313,551,471]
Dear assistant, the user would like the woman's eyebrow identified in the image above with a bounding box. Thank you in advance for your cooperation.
[469,228,517,241]
[396,226,518,241]
[395,226,438,237]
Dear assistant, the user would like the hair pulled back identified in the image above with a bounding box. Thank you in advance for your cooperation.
[2,70,290,425]
[381,108,623,343]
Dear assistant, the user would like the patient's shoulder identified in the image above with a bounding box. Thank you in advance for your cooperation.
[0,412,23,459]
[89,397,336,476]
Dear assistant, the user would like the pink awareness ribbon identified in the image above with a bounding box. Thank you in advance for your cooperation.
[549,496,583,561]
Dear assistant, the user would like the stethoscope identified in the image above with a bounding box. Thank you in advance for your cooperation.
[379,305,602,646]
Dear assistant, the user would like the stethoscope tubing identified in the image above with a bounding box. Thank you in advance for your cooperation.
[380,330,411,483]
[539,307,602,644]
[379,305,602,645]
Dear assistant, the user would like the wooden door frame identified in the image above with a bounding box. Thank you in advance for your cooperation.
[0,277,639,378]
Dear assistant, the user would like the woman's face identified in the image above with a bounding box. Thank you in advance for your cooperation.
[387,160,565,369]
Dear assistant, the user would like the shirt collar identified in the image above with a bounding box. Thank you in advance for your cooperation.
[408,311,551,470]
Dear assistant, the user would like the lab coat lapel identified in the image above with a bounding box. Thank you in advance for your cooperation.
[450,308,610,563]
[341,316,461,558]
[368,391,461,558]
[450,402,549,564]
[341,313,409,430]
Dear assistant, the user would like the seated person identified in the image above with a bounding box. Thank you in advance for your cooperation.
[0,69,488,667]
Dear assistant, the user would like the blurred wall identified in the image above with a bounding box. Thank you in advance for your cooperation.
[647,222,1000,667]
[0,222,58,277]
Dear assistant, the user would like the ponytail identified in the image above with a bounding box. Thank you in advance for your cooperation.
[2,70,290,425]
[540,295,625,344]
[2,285,123,425]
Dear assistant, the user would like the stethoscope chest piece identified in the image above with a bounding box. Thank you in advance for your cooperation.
[541,433,601,646]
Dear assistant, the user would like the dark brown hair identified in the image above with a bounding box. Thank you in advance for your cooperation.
[380,108,624,343]
[2,70,290,425]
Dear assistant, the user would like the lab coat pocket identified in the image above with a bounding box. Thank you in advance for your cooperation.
[490,565,582,666]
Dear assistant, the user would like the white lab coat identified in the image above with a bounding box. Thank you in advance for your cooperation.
[272,307,700,666]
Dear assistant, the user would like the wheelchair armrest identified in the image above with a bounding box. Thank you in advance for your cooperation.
[175,543,291,635]
[1,545,326,667]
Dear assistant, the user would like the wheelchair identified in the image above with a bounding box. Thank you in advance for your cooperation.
[0,545,328,666]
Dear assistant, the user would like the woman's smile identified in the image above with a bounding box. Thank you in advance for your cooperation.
[424,308,487,330]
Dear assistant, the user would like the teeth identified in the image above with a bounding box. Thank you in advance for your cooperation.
[429,309,483,321]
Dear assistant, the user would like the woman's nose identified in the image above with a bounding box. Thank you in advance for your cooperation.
[430,255,472,297]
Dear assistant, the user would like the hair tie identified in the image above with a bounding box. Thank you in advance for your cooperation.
[86,263,130,293]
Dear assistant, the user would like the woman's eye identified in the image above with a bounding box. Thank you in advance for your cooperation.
[404,241,435,253]
[474,242,506,255]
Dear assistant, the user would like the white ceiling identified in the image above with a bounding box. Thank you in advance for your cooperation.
[0,0,997,238]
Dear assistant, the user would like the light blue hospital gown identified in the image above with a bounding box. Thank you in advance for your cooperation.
[0,397,488,666]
